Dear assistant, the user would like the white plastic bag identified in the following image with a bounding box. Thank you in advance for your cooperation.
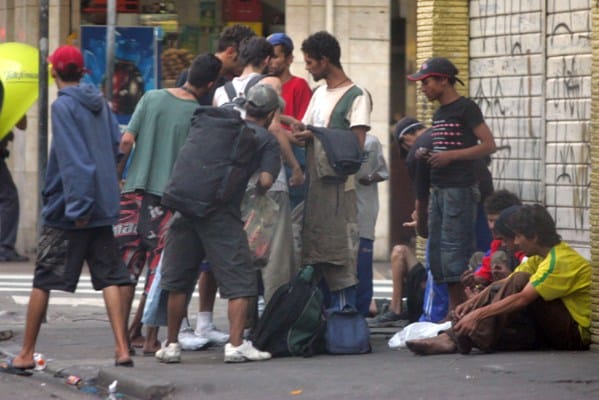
[388,321,452,349]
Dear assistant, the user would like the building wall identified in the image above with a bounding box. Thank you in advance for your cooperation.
[417,0,597,344]
[470,0,592,258]
[286,0,391,259]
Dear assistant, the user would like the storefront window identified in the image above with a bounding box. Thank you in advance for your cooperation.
[81,0,285,88]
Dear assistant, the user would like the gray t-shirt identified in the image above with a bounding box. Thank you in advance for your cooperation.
[355,134,389,240]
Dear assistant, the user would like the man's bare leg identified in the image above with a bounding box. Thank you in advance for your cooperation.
[227,297,249,347]
[102,285,132,363]
[447,282,467,315]
[128,292,146,347]
[12,288,50,368]
[166,291,187,344]
[199,271,217,313]
[142,326,160,353]
[389,244,419,315]
[120,284,135,337]
[406,332,457,355]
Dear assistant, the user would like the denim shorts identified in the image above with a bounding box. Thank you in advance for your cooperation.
[427,186,479,284]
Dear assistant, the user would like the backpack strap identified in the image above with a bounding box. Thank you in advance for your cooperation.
[244,74,266,96]
[224,81,237,102]
[328,85,364,129]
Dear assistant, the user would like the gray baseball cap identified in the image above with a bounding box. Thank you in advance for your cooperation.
[245,84,285,114]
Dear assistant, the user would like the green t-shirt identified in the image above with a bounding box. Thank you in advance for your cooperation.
[123,89,197,196]
[514,241,591,344]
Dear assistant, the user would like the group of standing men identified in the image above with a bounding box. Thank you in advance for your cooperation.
[1,25,387,374]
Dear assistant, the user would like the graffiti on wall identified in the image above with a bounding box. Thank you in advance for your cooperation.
[470,0,591,249]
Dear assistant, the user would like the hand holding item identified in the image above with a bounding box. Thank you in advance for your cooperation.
[293,129,314,146]
[289,166,305,187]
[428,150,455,168]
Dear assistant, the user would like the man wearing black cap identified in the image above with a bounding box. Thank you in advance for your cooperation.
[407,57,496,315]
[157,84,281,363]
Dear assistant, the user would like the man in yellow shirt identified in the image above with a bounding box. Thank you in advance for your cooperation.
[407,204,590,354]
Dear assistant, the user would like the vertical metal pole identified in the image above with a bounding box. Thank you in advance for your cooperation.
[38,0,49,233]
[106,0,116,104]
[325,0,334,34]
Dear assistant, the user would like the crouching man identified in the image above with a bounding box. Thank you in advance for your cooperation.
[407,204,590,355]
[155,84,282,363]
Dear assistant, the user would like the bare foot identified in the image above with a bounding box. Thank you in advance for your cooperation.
[142,340,161,355]
[130,335,145,348]
[406,333,457,355]
[9,354,35,370]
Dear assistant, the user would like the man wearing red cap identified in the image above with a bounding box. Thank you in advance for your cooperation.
[407,57,496,316]
[0,45,133,376]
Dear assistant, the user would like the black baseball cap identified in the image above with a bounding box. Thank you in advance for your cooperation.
[393,117,424,144]
[494,205,523,239]
[407,57,464,86]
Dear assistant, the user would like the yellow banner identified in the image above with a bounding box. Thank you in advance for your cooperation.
[0,42,41,140]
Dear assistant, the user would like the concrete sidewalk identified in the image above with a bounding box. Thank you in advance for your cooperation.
[2,260,599,399]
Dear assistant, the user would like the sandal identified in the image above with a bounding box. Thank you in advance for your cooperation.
[0,330,13,341]
[0,358,34,376]
[115,358,134,367]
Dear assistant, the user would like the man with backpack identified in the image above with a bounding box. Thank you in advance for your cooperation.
[213,36,302,306]
[293,31,372,312]
[156,84,282,363]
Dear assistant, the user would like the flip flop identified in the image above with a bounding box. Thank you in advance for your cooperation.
[0,330,13,341]
[114,358,134,367]
[0,358,34,376]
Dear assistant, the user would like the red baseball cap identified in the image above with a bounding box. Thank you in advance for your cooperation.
[47,45,88,74]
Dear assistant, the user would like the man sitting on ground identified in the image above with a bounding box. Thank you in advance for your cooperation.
[407,204,590,355]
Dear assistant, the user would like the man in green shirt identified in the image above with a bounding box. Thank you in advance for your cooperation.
[115,54,221,355]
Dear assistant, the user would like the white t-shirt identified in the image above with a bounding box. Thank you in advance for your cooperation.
[301,84,371,129]
[302,83,372,191]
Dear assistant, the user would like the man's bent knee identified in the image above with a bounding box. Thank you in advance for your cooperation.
[391,244,409,262]
[507,272,531,291]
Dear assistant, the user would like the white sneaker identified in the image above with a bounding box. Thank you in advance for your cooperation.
[155,342,181,363]
[196,323,230,346]
[224,340,272,363]
[178,327,209,351]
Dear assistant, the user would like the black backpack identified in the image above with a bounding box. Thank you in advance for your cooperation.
[250,266,326,357]
[162,106,257,217]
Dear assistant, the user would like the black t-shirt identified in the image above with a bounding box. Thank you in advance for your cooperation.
[227,122,281,212]
[406,128,432,201]
[430,96,484,187]
[176,70,227,106]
